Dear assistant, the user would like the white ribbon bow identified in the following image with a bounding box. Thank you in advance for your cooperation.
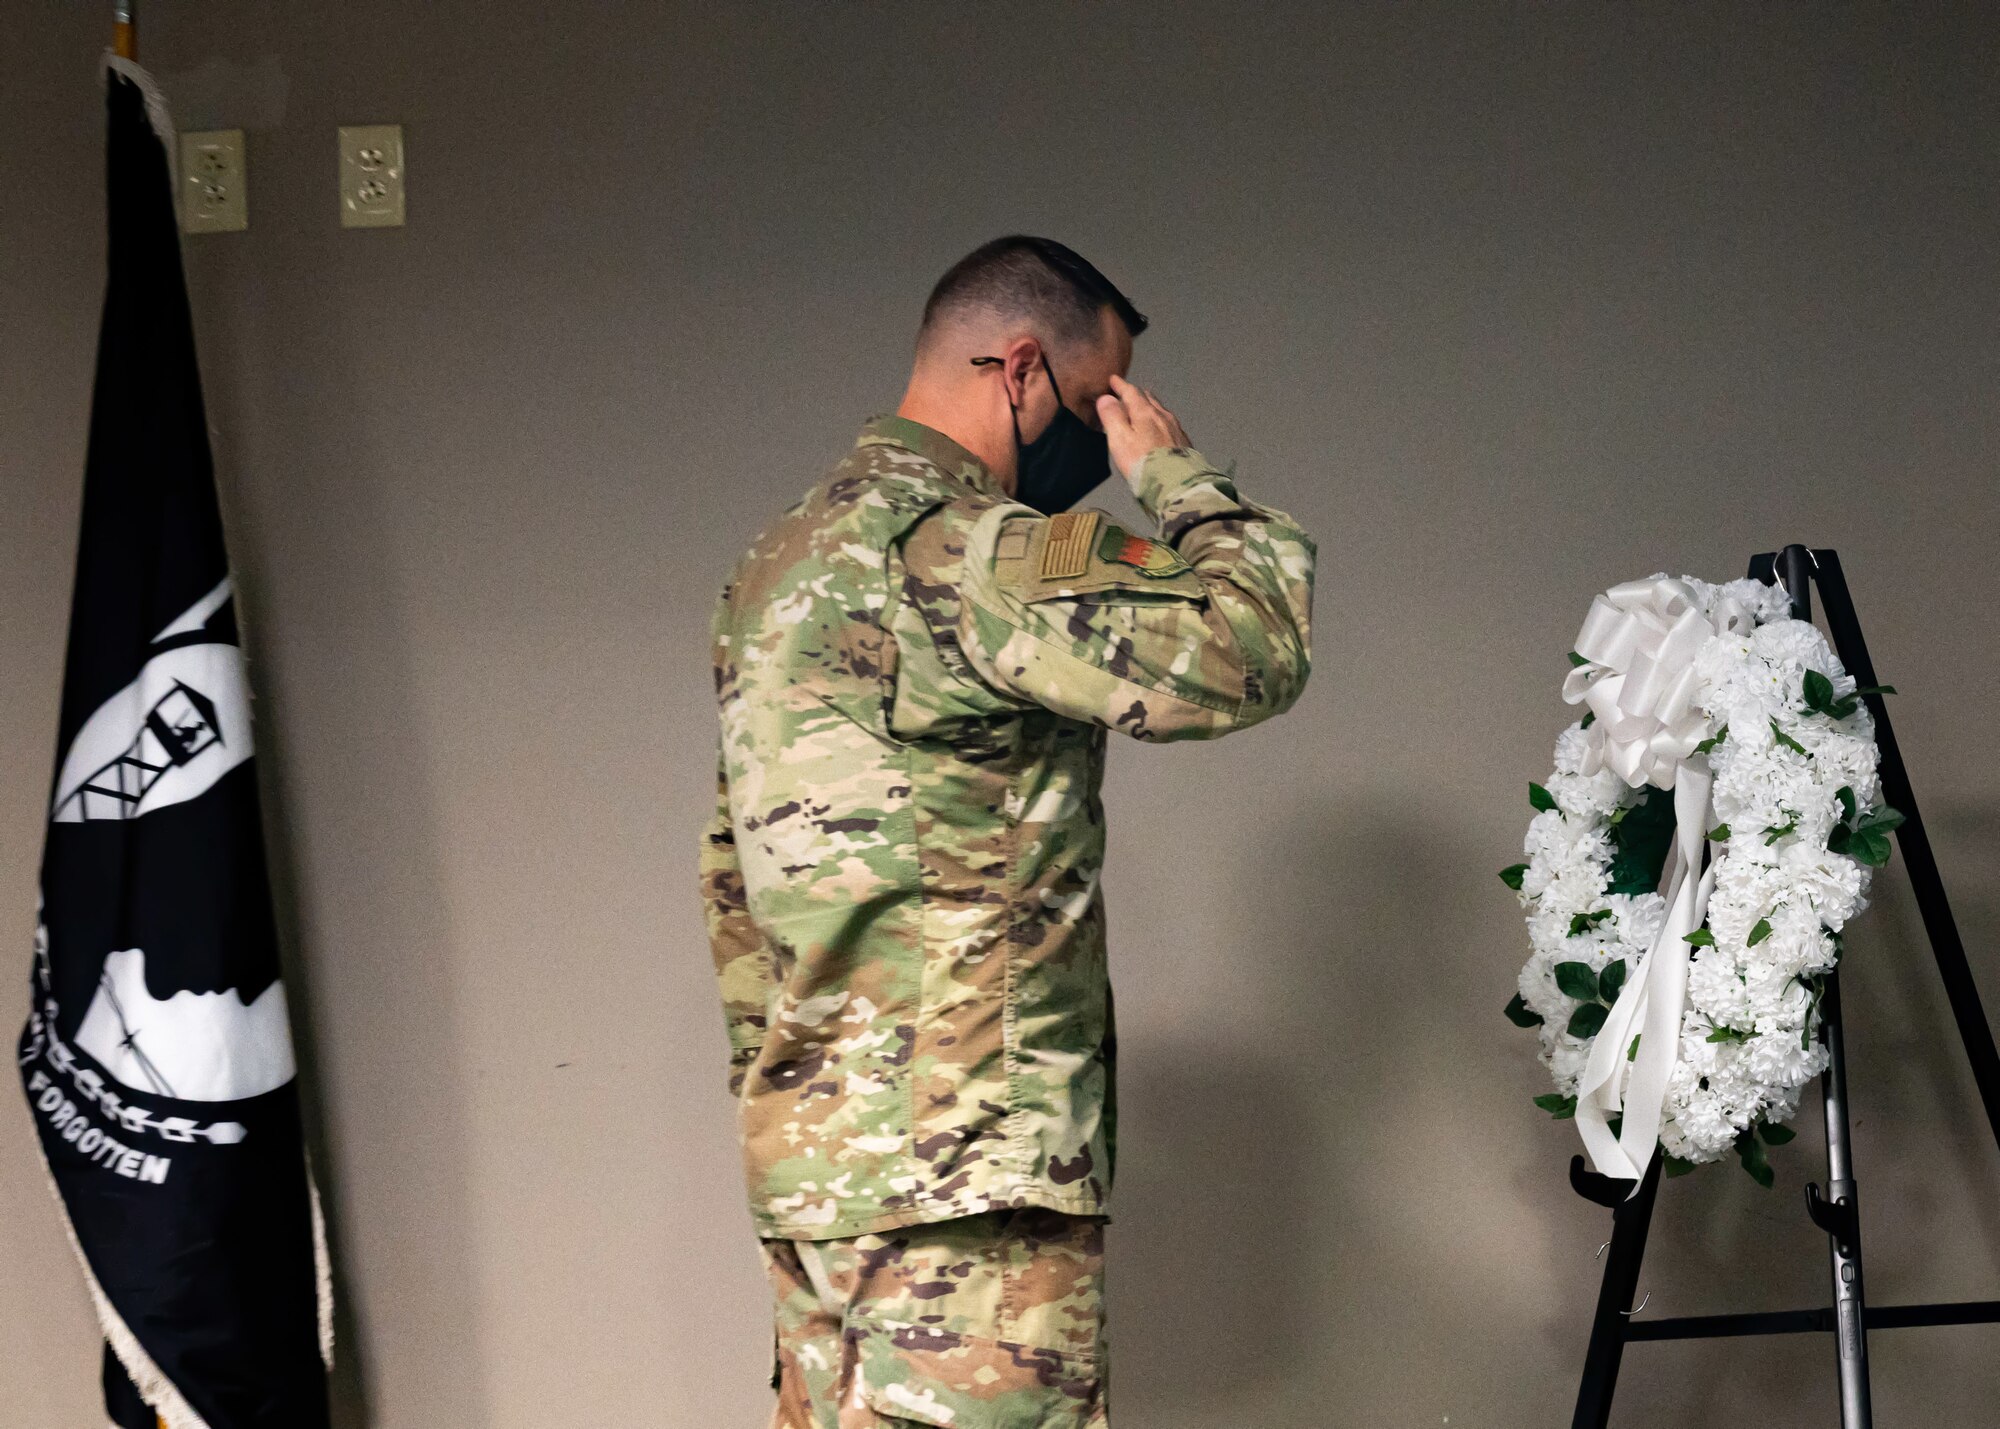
[1561,576,1753,1185]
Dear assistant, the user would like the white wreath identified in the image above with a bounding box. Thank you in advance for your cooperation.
[1505,573,1901,1183]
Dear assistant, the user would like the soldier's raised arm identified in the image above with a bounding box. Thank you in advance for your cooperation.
[956,426,1316,741]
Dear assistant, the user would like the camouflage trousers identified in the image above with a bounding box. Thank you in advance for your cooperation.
[756,1206,1110,1428]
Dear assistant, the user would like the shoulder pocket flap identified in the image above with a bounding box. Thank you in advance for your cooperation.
[853,1322,1099,1429]
[1016,568,1205,604]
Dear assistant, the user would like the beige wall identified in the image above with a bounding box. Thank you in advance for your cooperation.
[5,2,1999,1423]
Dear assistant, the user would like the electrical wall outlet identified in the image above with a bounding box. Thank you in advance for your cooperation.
[179,130,248,233]
[339,124,406,228]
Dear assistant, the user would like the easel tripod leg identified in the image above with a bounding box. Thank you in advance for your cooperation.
[1816,974,1872,1428]
[1776,546,1874,1427]
[1811,551,2000,1157]
[1571,1153,1663,1429]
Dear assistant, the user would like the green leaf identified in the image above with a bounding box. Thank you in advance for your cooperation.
[1759,1122,1797,1146]
[1706,1025,1750,1044]
[1568,909,1614,937]
[1568,651,1590,668]
[1737,1131,1775,1188]
[1748,918,1773,946]
[1763,819,1797,845]
[1706,823,1731,841]
[1827,696,1860,720]
[1803,670,1836,715]
[1850,827,1894,867]
[1684,928,1716,947]
[1534,1093,1578,1120]
[1504,992,1544,1028]
[1567,1003,1610,1039]
[1858,807,1905,835]
[1627,1034,1641,1062]
[1605,784,1676,896]
[1694,726,1729,756]
[1529,781,1558,813]
[1827,824,1853,855]
[1835,786,1857,824]
[1598,959,1628,1002]
[1555,961,1603,1000]
[1771,721,1809,756]
[1581,710,1595,729]
[1663,1154,1698,1178]
[1498,863,1529,890]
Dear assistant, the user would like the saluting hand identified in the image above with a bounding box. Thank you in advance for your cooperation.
[1096,373,1191,487]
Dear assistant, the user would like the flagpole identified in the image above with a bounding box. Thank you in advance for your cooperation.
[114,22,161,1422]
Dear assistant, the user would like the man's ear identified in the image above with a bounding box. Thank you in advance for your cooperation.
[1006,337,1037,381]
[1003,339,1041,408]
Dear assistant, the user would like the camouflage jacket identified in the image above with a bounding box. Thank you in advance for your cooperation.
[702,412,1315,1240]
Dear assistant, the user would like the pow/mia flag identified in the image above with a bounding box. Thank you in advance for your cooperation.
[16,59,331,1428]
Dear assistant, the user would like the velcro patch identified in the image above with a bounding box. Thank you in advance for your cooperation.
[1097,524,1192,578]
[1038,510,1099,580]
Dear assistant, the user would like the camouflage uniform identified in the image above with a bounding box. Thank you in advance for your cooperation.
[759,1206,1106,1428]
[703,413,1315,1424]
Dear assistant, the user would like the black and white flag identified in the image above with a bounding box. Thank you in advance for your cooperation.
[17,59,331,1429]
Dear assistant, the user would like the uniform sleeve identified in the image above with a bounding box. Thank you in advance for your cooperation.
[956,446,1315,741]
[700,751,775,1096]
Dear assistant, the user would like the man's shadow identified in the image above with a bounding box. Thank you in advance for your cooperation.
[1105,785,2000,1425]
[1104,785,1484,1423]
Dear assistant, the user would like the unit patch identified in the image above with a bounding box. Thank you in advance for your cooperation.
[1097,524,1192,578]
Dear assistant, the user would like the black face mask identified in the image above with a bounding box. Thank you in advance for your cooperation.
[971,351,1112,514]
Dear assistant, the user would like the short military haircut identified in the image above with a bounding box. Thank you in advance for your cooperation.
[917,235,1148,358]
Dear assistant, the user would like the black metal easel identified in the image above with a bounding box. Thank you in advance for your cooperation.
[1568,545,2000,1428]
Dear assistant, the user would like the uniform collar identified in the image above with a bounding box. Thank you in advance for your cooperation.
[856,413,1007,501]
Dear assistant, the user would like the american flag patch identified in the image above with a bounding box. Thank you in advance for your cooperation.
[1038,510,1099,581]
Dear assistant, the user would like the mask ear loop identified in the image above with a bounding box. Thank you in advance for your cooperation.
[969,355,1027,457]
[971,351,1060,417]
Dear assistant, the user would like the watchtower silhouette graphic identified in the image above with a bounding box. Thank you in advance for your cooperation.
[54,678,223,823]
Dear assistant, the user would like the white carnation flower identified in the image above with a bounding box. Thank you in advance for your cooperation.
[1686,949,1752,1028]
[1674,1087,1744,1158]
[1553,722,1593,776]
[1549,768,1627,819]
[1744,1029,1828,1087]
[1779,843,1869,932]
[1548,1035,1590,1093]
[1523,808,1573,862]
[1751,619,1837,681]
[1610,893,1667,954]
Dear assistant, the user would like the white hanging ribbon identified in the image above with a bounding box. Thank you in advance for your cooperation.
[1561,576,1753,1185]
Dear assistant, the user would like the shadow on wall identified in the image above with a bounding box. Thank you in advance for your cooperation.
[1103,782,2000,1425]
[1107,797,1480,1424]
[204,278,491,1427]
[1110,1048,1319,1412]
[1859,802,2000,1262]
[1549,798,2000,1425]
